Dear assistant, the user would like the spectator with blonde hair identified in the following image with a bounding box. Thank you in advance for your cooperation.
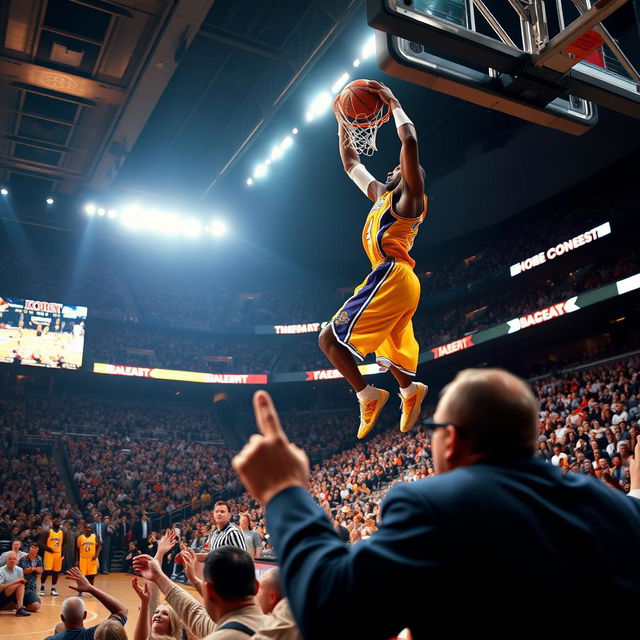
[132,577,182,640]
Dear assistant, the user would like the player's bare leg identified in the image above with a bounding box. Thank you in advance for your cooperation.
[319,326,389,439]
[389,365,428,433]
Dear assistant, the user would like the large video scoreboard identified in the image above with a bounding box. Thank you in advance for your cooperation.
[0,296,87,370]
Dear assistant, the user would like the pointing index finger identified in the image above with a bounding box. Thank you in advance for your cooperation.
[253,390,288,440]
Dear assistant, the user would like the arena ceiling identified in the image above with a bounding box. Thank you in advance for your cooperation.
[1,0,639,272]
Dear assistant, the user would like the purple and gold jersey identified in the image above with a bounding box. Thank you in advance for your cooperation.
[361,191,427,269]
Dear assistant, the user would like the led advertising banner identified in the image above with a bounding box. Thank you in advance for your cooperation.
[0,296,87,369]
[93,363,267,384]
[509,222,611,277]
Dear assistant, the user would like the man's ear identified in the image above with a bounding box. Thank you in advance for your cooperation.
[204,580,217,601]
[444,424,466,465]
[83,611,87,620]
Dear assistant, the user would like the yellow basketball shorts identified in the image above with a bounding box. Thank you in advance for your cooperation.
[79,557,98,577]
[331,258,420,376]
[44,552,63,572]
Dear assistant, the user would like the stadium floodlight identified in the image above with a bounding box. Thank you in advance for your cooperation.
[210,219,227,238]
[305,111,314,122]
[254,163,268,179]
[158,213,181,235]
[361,35,376,60]
[353,58,361,68]
[84,203,96,215]
[265,158,272,165]
[271,145,283,161]
[280,135,293,150]
[46,197,54,205]
[292,127,299,135]
[97,207,106,216]
[309,92,332,117]
[182,217,202,238]
[107,209,117,218]
[246,177,254,186]
[0,188,7,196]
[331,72,350,94]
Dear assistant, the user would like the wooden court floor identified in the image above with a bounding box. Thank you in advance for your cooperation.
[0,573,198,640]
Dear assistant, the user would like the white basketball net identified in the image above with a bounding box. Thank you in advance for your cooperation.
[335,103,389,157]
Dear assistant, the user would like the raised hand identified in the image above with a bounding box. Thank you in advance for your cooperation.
[65,567,91,593]
[132,554,163,583]
[156,530,176,560]
[131,577,150,603]
[180,548,199,587]
[232,390,310,505]
[367,81,400,109]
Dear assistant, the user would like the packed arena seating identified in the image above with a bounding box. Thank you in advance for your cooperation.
[88,325,281,373]
[0,451,80,537]
[2,354,636,561]
[0,395,224,442]
[79,249,639,376]
[67,437,239,520]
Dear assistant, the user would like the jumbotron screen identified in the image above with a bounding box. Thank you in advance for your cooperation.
[0,296,87,370]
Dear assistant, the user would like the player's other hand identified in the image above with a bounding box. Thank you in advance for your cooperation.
[66,567,91,593]
[132,554,163,583]
[367,81,400,108]
[232,391,310,505]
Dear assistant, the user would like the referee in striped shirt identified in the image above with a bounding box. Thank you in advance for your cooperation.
[206,501,247,551]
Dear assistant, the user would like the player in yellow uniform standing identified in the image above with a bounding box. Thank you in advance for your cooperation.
[40,517,64,596]
[319,81,429,439]
[76,524,101,595]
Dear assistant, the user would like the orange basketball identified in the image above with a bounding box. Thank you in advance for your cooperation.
[338,79,384,120]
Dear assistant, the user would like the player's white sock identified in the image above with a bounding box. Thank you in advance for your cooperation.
[356,385,378,402]
[400,382,417,398]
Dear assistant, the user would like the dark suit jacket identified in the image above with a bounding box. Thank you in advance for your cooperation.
[266,457,640,639]
[132,519,151,544]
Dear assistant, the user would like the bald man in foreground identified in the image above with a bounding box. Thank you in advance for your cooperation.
[45,567,127,640]
[233,370,640,640]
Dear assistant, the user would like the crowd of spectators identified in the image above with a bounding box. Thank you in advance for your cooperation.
[87,325,281,373]
[170,355,640,549]
[0,395,224,442]
[0,451,80,539]
[74,246,640,377]
[0,353,638,591]
[67,437,239,522]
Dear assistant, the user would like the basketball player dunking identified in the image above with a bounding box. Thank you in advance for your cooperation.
[319,81,428,438]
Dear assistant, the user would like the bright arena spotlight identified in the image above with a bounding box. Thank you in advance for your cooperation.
[254,163,268,179]
[182,217,202,238]
[308,91,332,118]
[46,197,54,205]
[331,72,350,94]
[361,34,375,60]
[210,219,227,237]
[84,203,96,215]
[0,188,7,196]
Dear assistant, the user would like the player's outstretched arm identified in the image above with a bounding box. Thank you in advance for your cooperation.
[370,82,424,216]
[335,102,384,202]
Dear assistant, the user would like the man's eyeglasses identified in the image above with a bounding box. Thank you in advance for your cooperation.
[422,417,469,438]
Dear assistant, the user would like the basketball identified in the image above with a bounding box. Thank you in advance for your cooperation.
[338,79,384,120]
